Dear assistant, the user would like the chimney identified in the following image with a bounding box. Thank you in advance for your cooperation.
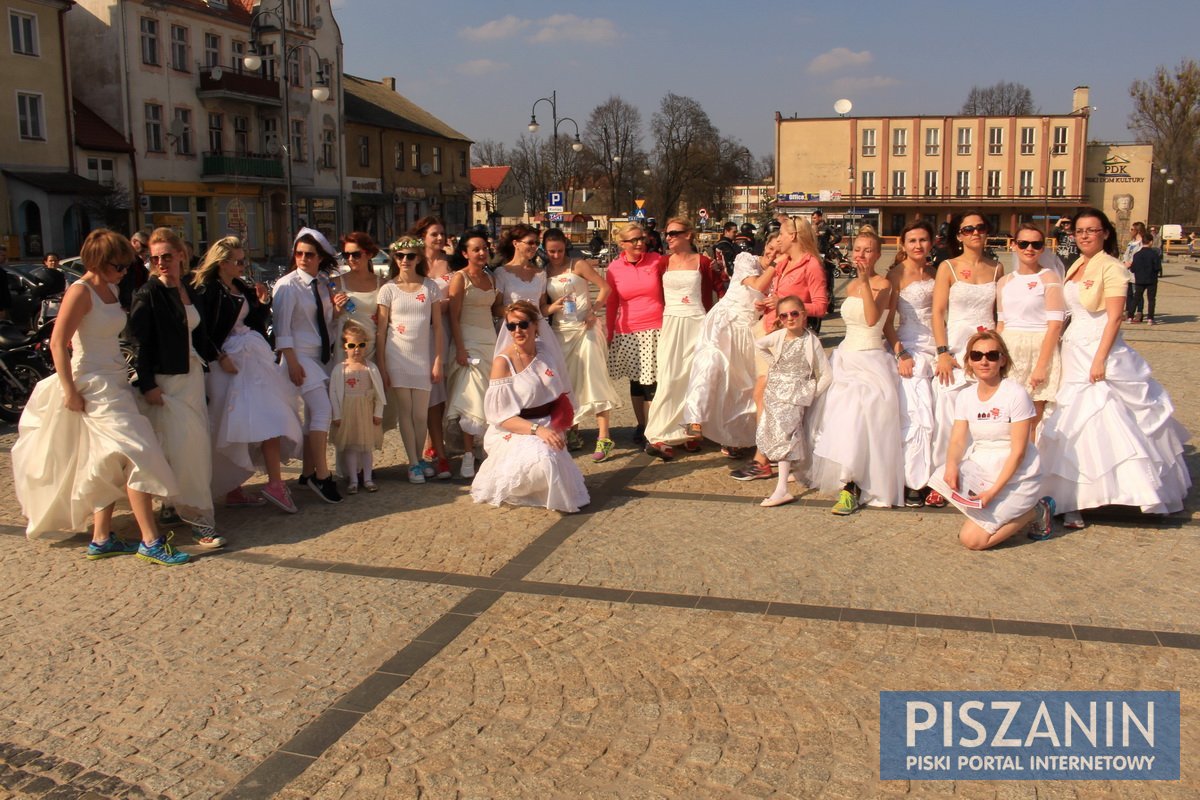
[382,77,396,92]
[1072,85,1090,114]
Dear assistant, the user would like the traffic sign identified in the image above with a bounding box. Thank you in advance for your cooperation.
[698,208,708,219]
[547,191,565,213]
[634,208,646,220]
[548,212,564,222]
[634,198,646,210]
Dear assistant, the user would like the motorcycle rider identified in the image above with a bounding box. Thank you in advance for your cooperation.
[811,210,842,314]
[712,221,738,276]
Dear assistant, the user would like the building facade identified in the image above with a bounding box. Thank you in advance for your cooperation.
[718,182,773,226]
[775,87,1095,237]
[67,0,345,260]
[343,75,471,243]
[470,166,523,234]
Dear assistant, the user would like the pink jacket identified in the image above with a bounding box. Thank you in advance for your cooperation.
[605,252,666,341]
[763,252,828,329]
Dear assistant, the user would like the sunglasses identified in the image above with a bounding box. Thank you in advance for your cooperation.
[345,250,366,259]
[664,230,687,237]
[959,224,989,236]
[296,250,319,259]
[344,342,367,349]
[622,236,646,245]
[148,254,175,263]
[107,261,130,273]
[968,349,1002,363]
[394,252,419,260]
[1014,240,1045,250]
[778,310,804,320]
[504,319,532,331]
[520,240,539,247]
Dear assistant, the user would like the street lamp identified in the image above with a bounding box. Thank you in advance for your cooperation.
[1159,167,1169,226]
[528,90,583,207]
[242,0,331,237]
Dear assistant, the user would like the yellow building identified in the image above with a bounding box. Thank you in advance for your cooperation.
[775,87,1096,237]
[1083,143,1154,242]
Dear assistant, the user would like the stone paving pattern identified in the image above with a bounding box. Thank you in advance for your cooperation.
[0,261,1197,798]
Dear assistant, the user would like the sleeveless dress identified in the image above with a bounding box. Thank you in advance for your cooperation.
[932,265,998,466]
[808,294,904,507]
[896,278,937,489]
[1038,281,1191,515]
[208,296,303,496]
[546,268,621,422]
[13,281,178,537]
[378,278,439,390]
[446,273,500,437]
[333,271,383,361]
[470,352,590,513]
[996,269,1064,403]
[682,262,763,448]
[493,265,573,402]
[427,270,454,407]
[644,269,706,445]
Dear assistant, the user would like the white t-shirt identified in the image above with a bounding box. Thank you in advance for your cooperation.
[953,377,1035,444]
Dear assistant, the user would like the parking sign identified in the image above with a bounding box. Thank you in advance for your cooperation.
[547,191,565,213]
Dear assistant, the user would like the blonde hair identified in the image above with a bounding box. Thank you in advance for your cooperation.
[342,320,369,342]
[777,215,819,259]
[619,223,645,240]
[854,224,882,251]
[772,295,806,330]
[504,299,541,323]
[192,235,244,289]
[79,229,134,274]
[962,330,1011,379]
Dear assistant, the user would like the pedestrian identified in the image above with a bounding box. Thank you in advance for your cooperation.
[712,221,739,277]
[927,331,1054,550]
[118,230,151,311]
[754,296,831,507]
[130,227,225,548]
[330,321,386,494]
[1053,216,1079,269]
[13,229,187,564]
[409,216,454,480]
[1127,232,1162,324]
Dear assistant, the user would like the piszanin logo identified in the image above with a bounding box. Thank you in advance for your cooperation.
[880,691,1179,780]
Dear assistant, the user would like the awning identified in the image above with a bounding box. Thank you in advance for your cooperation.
[3,170,111,195]
[350,192,387,205]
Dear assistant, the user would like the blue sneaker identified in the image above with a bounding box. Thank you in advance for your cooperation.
[1028,496,1056,540]
[137,532,190,566]
[86,536,139,560]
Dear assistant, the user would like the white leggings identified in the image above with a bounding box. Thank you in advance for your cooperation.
[300,383,332,433]
[389,387,430,464]
[341,447,374,484]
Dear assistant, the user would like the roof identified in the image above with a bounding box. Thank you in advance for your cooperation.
[471,166,511,192]
[344,75,471,144]
[158,0,254,25]
[73,99,134,153]
[3,170,110,195]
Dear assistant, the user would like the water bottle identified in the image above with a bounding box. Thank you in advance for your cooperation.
[328,279,356,313]
[563,294,576,316]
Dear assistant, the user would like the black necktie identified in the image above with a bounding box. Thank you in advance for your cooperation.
[311,277,330,363]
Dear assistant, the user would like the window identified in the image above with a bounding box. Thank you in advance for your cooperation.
[924,127,940,156]
[232,41,245,73]
[358,135,370,167]
[1051,170,1066,197]
[140,18,159,65]
[924,170,938,197]
[174,108,193,155]
[170,25,188,71]
[287,50,300,87]
[233,115,248,155]
[459,149,467,177]
[17,93,44,139]
[394,142,403,170]
[955,170,970,197]
[986,170,1002,197]
[258,43,276,82]
[10,11,38,55]
[262,117,278,153]
[891,170,906,197]
[860,170,875,198]
[1019,169,1034,197]
[1052,126,1068,155]
[432,146,442,173]
[410,142,420,170]
[988,127,1003,155]
[207,113,223,153]
[322,129,335,168]
[290,119,305,161]
[1020,126,1035,155]
[87,157,115,187]
[892,128,907,156]
[861,128,876,157]
[956,127,972,155]
[145,103,163,151]
[204,34,220,68]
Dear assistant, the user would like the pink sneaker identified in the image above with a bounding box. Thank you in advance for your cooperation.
[261,480,298,514]
[225,486,266,508]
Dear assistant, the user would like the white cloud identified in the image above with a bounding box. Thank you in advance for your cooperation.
[456,59,508,77]
[459,14,617,45]
[807,47,873,74]
[460,15,530,41]
[831,75,901,93]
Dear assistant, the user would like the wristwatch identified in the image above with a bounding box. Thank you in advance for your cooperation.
[936,345,951,355]
[529,422,540,435]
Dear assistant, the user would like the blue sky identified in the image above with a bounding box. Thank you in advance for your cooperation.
[335,0,1199,161]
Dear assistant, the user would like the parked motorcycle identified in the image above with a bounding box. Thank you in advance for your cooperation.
[0,320,54,422]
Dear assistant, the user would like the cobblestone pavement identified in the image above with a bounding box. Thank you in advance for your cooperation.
[0,261,1197,798]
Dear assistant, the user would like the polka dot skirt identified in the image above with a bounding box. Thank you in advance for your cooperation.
[607,328,659,384]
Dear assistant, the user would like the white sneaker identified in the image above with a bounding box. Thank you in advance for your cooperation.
[460,452,476,479]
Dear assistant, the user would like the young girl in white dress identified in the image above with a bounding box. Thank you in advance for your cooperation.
[927,330,1054,550]
[13,229,187,565]
[330,321,386,494]
[808,227,904,513]
[884,221,938,507]
[755,296,831,507]
[446,230,499,479]
[376,237,444,484]
[470,301,590,513]
[1039,208,1191,528]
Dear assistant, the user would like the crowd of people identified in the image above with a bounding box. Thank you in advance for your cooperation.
[9,205,1193,562]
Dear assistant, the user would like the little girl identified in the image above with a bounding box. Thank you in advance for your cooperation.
[753,296,831,507]
[330,322,386,494]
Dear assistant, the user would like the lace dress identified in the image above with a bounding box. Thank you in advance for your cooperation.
[808,295,905,507]
[644,269,706,444]
[896,278,936,489]
[546,269,621,422]
[13,281,178,537]
[446,274,500,436]
[755,330,828,463]
[1038,281,1190,514]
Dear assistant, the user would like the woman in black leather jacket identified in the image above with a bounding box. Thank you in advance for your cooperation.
[192,236,303,515]
[129,227,227,547]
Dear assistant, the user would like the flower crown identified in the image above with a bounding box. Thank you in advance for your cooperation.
[388,237,423,252]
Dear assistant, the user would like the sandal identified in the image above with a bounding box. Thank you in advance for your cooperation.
[924,489,948,508]
[645,441,675,461]
[1062,511,1086,530]
[683,438,701,453]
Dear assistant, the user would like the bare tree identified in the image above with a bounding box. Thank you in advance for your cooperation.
[648,93,723,220]
[508,134,550,218]
[757,153,776,184]
[1130,59,1200,224]
[471,139,510,167]
[580,96,645,215]
[960,82,1035,115]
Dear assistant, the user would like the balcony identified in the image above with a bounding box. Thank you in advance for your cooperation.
[202,152,285,182]
[197,64,281,106]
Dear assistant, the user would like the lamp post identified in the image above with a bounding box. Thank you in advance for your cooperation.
[243,0,331,238]
[528,90,583,209]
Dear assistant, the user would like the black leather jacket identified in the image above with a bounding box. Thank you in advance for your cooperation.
[195,275,271,349]
[128,278,220,393]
